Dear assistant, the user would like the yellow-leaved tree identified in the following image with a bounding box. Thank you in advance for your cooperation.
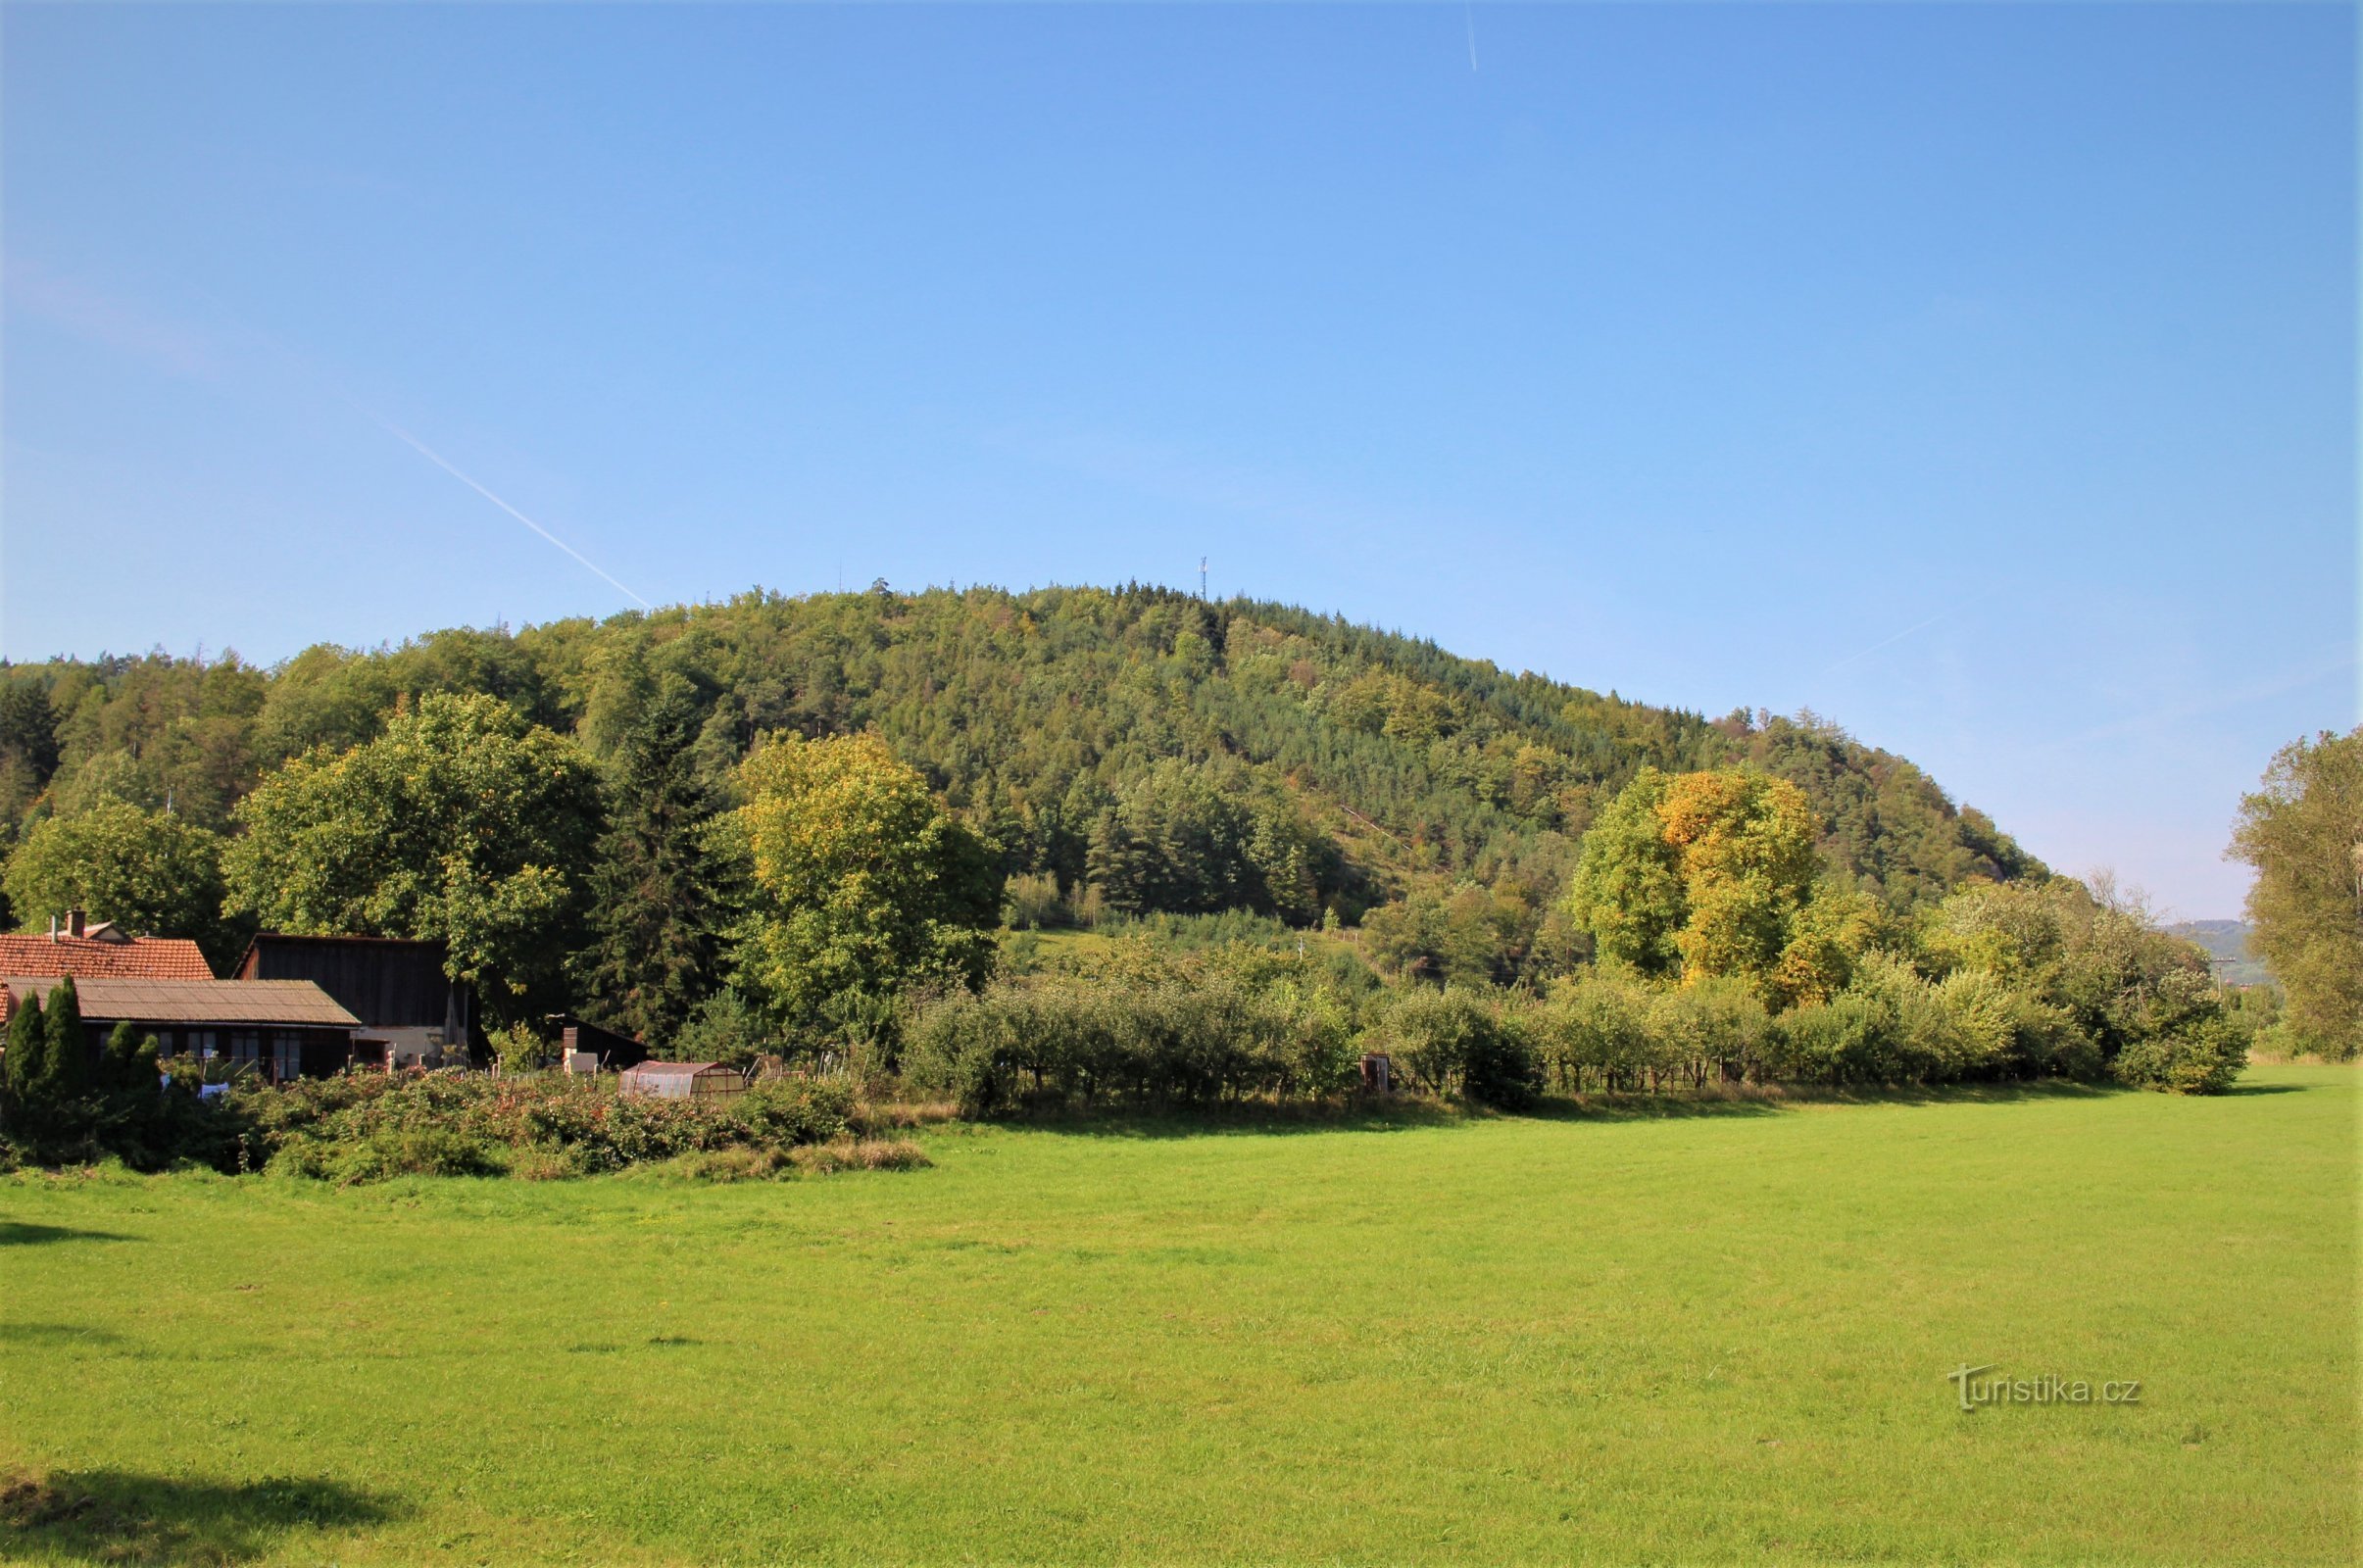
[1567,766,1877,1007]
[732,732,1003,1051]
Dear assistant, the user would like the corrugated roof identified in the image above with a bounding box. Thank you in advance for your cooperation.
[621,1060,729,1075]
[2,977,361,1028]
[0,932,213,981]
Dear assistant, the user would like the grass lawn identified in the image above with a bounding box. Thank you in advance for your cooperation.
[2,1065,2354,1565]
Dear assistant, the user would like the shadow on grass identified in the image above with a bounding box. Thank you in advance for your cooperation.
[983,1077,2151,1139]
[0,1222,135,1248]
[1,1468,403,1566]
[2223,1081,2309,1097]
[979,1098,1468,1141]
[0,1323,124,1348]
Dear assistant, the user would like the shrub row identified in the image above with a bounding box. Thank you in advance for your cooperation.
[904,974,1357,1113]
[245,1071,857,1183]
[906,953,2252,1115]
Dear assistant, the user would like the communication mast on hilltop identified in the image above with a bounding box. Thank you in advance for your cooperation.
[1200,556,1207,600]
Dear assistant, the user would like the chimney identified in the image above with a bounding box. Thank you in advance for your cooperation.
[66,908,85,939]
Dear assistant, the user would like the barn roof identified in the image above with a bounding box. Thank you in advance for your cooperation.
[3,977,361,1028]
[0,931,213,982]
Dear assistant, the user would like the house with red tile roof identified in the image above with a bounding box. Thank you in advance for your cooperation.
[0,909,214,1027]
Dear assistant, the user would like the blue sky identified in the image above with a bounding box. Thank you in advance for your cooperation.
[3,3,2352,916]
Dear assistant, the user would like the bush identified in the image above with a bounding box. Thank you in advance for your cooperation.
[2113,1016,2248,1095]
[1371,989,1539,1109]
[273,1123,505,1184]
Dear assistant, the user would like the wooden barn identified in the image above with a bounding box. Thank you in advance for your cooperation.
[233,934,480,1067]
[616,1060,746,1100]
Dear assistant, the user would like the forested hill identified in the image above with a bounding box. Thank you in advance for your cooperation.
[0,583,2040,946]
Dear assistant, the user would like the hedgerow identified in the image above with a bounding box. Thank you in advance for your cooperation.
[251,1071,855,1183]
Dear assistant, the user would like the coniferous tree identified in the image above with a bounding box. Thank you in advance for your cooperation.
[4,989,45,1102]
[573,682,736,1046]
[39,977,85,1102]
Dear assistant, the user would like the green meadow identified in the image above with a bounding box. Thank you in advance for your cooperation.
[3,1066,2354,1566]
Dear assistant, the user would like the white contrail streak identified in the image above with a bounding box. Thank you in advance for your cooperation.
[1465,0,1478,71]
[1821,611,1949,676]
[375,419,653,609]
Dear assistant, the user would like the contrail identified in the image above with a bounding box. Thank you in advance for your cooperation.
[1465,0,1478,71]
[1821,611,1949,676]
[376,418,653,609]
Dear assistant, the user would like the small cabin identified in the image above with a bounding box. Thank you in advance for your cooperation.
[616,1060,745,1100]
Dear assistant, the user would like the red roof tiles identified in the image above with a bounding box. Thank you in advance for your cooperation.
[0,933,214,982]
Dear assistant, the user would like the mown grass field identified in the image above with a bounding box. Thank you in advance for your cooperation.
[3,1065,2354,1565]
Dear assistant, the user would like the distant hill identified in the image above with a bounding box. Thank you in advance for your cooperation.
[0,584,2044,969]
[2167,920,2274,988]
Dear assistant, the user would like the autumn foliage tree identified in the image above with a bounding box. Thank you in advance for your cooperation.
[1566,766,1875,1006]
[732,732,1003,1050]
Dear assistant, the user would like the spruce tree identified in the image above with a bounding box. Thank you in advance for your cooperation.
[4,989,45,1102]
[572,681,734,1047]
[39,977,86,1101]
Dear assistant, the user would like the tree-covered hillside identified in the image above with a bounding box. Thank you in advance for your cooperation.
[0,582,2040,961]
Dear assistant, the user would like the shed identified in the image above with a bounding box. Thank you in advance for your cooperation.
[616,1060,746,1100]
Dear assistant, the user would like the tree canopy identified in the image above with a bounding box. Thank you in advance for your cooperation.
[732,731,1003,1044]
[1566,766,1879,1006]
[1,799,233,965]
[222,692,601,1020]
[2229,728,2361,1058]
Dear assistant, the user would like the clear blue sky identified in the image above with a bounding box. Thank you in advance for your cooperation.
[3,3,2352,917]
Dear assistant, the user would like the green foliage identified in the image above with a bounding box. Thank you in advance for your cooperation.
[247,1069,856,1184]
[4,590,2042,985]
[39,978,86,1102]
[222,692,602,1021]
[1083,759,1346,923]
[0,678,61,826]
[733,732,1003,1045]
[570,678,738,1048]
[1360,881,1539,986]
[1,799,235,965]
[2113,1014,2249,1095]
[1565,766,1879,1005]
[0,984,244,1170]
[4,989,46,1105]
[1368,988,1540,1108]
[1564,768,1685,976]
[905,960,1360,1114]
[673,988,776,1068]
[99,1021,161,1093]
[2229,728,2361,1059]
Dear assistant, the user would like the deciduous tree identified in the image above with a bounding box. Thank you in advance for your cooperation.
[732,732,1002,1046]
[1,799,231,963]
[222,692,601,1022]
[2229,729,2362,1057]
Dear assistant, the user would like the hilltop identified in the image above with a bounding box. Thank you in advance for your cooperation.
[0,583,2041,968]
